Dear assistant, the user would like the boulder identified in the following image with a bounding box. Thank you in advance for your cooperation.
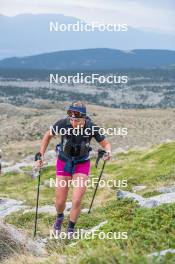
[117,190,175,208]
[0,221,47,261]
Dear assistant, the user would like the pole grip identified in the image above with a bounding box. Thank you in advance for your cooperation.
[95,149,106,168]
[35,152,42,161]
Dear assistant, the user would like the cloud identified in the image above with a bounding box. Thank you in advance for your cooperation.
[0,0,174,34]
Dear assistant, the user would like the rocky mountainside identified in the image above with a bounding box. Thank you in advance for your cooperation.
[0,102,175,162]
[0,68,175,109]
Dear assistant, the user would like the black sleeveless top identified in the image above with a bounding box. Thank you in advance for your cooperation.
[51,116,105,158]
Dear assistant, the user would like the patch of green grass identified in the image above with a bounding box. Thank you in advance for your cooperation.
[105,142,175,190]
[46,199,175,263]
[142,191,161,198]
[20,166,33,171]
[0,167,56,206]
[3,142,175,263]
[5,211,56,238]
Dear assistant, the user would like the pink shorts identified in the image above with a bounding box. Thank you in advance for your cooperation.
[56,159,90,177]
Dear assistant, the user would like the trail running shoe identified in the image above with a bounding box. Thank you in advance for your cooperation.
[67,227,75,239]
[53,215,64,233]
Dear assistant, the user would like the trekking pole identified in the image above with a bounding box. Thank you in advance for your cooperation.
[88,149,107,214]
[33,152,42,238]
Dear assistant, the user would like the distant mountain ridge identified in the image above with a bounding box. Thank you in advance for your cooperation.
[0,14,175,59]
[0,49,175,70]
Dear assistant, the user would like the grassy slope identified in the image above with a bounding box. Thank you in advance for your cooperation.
[2,142,175,264]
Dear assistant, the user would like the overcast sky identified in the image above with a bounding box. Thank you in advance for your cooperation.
[0,0,175,34]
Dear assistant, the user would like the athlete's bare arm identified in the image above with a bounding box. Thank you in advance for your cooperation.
[39,130,54,156]
[35,130,54,167]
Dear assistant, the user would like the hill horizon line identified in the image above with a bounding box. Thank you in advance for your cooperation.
[0,48,175,70]
[1,48,175,61]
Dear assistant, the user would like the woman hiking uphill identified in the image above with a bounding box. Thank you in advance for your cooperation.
[35,101,111,238]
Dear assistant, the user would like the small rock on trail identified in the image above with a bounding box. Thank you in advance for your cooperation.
[132,185,146,192]
[148,248,175,257]
[158,186,175,193]
[0,198,28,218]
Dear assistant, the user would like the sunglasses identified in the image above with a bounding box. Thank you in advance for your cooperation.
[69,117,82,122]
[67,110,85,118]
